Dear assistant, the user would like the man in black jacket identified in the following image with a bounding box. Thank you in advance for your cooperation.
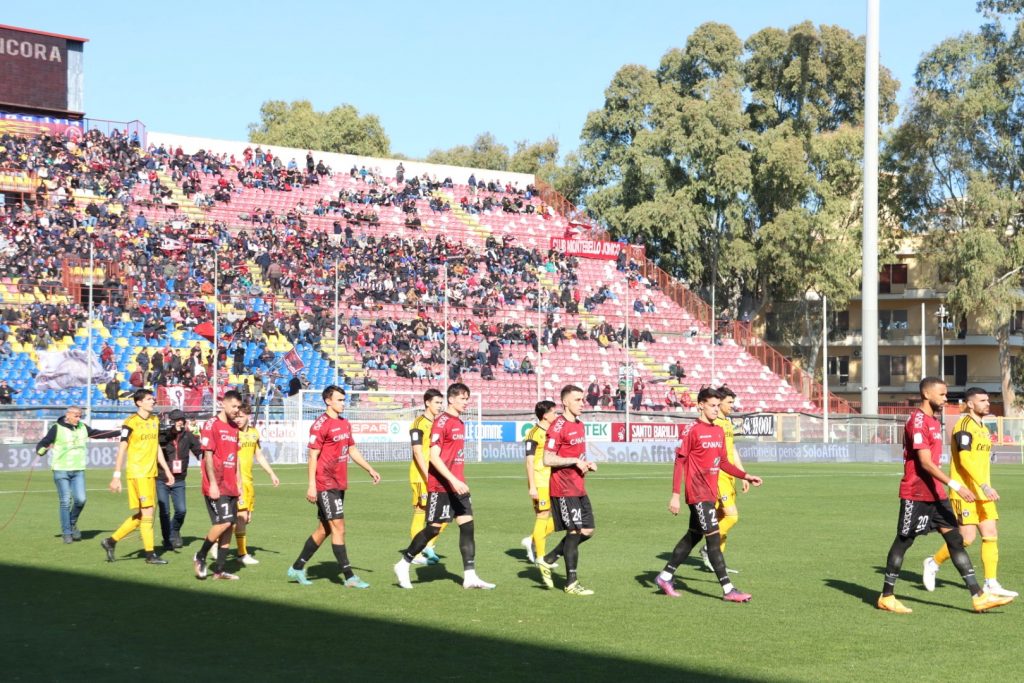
[157,410,202,550]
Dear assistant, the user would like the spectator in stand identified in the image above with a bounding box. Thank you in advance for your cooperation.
[586,379,601,408]
[631,376,645,411]
[0,379,16,405]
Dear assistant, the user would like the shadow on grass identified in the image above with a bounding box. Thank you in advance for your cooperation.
[635,571,723,601]
[0,563,759,681]
[823,574,975,613]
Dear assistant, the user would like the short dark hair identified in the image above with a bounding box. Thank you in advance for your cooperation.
[447,382,470,399]
[919,376,945,396]
[717,385,737,400]
[132,389,153,405]
[697,386,723,403]
[535,400,556,421]
[964,387,988,401]
[560,384,583,401]
[322,385,346,402]
[424,388,443,404]
[222,389,242,403]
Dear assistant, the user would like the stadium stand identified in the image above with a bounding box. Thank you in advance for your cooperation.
[0,128,824,413]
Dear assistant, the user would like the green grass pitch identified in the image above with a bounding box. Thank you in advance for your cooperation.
[1,462,1021,681]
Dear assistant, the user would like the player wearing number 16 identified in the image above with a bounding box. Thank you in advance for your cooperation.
[286,386,380,589]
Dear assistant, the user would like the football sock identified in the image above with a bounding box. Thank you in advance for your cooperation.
[563,533,582,584]
[111,515,140,542]
[532,517,551,557]
[214,546,228,573]
[403,524,441,562]
[663,529,702,575]
[332,544,354,580]
[410,509,425,540]
[882,535,914,596]
[981,537,998,581]
[941,528,981,595]
[932,542,951,566]
[458,521,476,570]
[198,538,215,562]
[139,517,155,552]
[718,513,738,553]
[236,532,248,556]
[427,522,448,549]
[704,532,734,594]
[292,536,322,570]
[544,537,566,564]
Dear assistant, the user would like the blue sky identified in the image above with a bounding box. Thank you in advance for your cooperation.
[4,1,985,158]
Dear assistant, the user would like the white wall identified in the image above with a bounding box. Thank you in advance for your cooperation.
[147,131,537,188]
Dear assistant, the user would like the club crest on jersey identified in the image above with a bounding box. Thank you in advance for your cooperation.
[431,434,441,443]
[913,433,923,445]
[309,434,317,445]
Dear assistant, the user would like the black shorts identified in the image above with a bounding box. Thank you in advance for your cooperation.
[897,498,959,538]
[688,501,719,535]
[205,495,238,524]
[316,489,346,522]
[552,495,595,532]
[425,491,472,524]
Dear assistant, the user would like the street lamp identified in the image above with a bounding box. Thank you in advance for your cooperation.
[936,303,948,382]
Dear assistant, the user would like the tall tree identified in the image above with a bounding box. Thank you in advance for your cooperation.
[424,133,510,171]
[573,21,898,375]
[248,100,390,157]
[886,5,1024,412]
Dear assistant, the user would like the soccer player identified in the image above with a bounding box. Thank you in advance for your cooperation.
[657,387,762,602]
[100,389,175,565]
[193,390,244,580]
[408,388,446,565]
[535,385,598,596]
[877,377,1014,613]
[520,400,556,565]
[922,387,1016,598]
[699,385,749,571]
[394,382,495,590]
[234,406,280,565]
[286,385,380,588]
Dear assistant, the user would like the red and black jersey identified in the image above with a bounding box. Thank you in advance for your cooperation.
[900,409,945,502]
[309,413,356,491]
[200,416,240,498]
[547,415,588,497]
[427,412,466,493]
[672,420,746,504]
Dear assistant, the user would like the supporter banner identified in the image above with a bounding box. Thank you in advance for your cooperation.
[549,237,623,261]
[159,385,206,410]
[611,422,682,442]
[0,112,82,139]
[737,414,776,437]
[283,348,305,374]
[35,349,113,390]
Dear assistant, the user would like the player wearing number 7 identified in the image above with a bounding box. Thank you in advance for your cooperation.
[877,377,1013,613]
[286,385,380,588]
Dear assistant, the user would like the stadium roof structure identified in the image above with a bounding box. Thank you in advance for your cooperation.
[0,24,89,43]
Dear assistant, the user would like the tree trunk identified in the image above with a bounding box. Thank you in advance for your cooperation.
[996,324,1020,416]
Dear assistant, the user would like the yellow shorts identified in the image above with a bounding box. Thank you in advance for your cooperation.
[717,476,737,508]
[952,498,998,524]
[238,482,256,512]
[411,480,428,507]
[128,477,156,511]
[533,486,551,513]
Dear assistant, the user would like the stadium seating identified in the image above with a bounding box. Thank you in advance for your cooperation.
[0,129,817,413]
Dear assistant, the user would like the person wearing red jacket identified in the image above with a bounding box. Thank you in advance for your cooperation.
[656,387,762,602]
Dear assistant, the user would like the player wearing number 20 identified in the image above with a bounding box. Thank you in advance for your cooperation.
[286,385,380,588]
[394,382,495,590]
[656,387,762,602]
[877,377,1013,614]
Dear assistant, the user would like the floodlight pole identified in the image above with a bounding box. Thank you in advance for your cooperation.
[443,260,449,398]
[333,257,339,386]
[822,294,829,444]
[860,0,881,415]
[536,276,542,402]
[212,248,218,417]
[86,233,94,422]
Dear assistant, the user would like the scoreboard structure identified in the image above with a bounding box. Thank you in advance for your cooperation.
[0,24,87,118]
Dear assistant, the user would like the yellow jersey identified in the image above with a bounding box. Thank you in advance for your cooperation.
[408,414,434,484]
[950,414,993,501]
[524,424,551,489]
[238,425,260,484]
[121,413,160,479]
[714,416,737,478]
